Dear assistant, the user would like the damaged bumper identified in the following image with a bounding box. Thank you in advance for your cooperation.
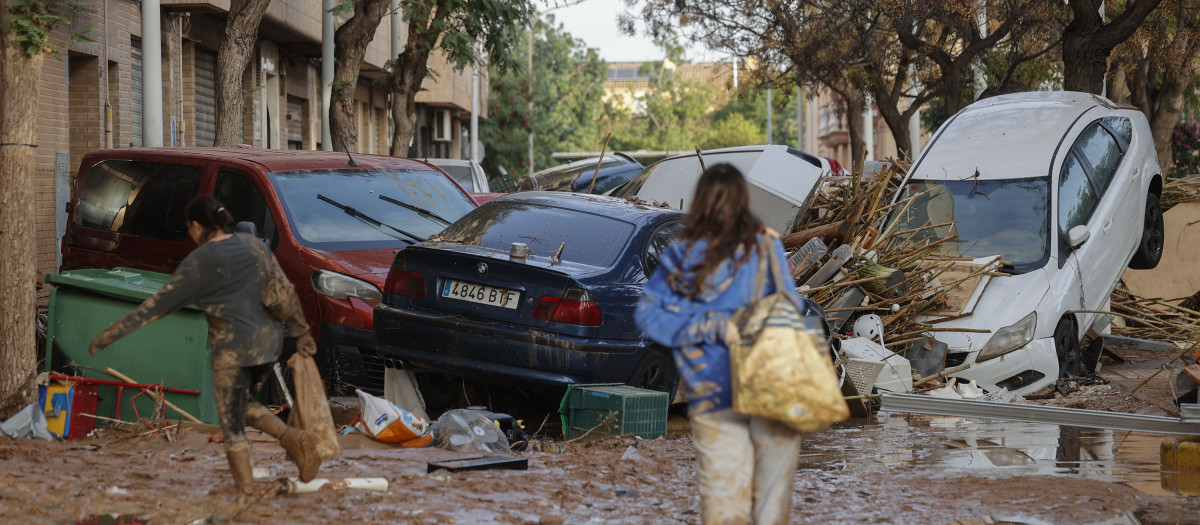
[374,304,654,387]
[946,336,1059,395]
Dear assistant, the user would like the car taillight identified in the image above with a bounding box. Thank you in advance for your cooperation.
[383,257,426,299]
[532,288,602,326]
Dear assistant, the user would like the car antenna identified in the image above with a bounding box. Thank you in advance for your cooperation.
[339,136,358,167]
[549,242,565,265]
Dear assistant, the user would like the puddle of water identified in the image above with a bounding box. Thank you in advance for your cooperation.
[800,411,1192,500]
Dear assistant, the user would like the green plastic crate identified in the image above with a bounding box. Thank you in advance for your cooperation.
[559,383,668,439]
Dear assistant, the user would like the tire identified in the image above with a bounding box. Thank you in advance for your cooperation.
[1129,192,1164,270]
[628,348,676,394]
[1053,318,1082,379]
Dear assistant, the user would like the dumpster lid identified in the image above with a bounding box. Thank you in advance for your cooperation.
[45,268,199,309]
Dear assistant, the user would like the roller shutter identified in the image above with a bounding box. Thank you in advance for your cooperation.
[194,49,217,147]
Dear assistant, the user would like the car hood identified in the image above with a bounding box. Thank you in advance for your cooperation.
[299,247,402,286]
[918,264,1051,352]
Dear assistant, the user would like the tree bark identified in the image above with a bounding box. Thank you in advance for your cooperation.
[389,3,447,157]
[330,0,390,153]
[1062,0,1163,93]
[828,81,867,175]
[0,3,43,418]
[213,0,273,147]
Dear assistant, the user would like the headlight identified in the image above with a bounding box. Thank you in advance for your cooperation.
[977,312,1037,362]
[312,270,383,306]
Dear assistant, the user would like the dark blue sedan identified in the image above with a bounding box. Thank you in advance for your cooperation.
[373,192,686,393]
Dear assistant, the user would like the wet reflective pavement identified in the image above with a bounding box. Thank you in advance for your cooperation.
[795,410,1200,524]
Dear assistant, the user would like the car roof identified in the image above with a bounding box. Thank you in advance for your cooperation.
[421,158,474,167]
[81,147,441,173]
[490,190,683,223]
[912,91,1121,181]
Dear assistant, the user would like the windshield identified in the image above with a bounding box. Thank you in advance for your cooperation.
[438,201,636,268]
[269,168,476,251]
[889,177,1050,273]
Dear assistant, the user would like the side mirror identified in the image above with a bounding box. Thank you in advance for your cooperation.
[1067,225,1091,249]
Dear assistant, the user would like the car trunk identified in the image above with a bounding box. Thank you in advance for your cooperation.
[397,243,601,329]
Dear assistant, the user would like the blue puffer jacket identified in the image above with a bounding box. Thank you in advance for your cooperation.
[636,234,808,414]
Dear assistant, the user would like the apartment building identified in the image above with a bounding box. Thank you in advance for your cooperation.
[34,0,486,282]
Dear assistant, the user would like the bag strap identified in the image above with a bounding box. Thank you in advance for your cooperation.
[760,231,802,308]
[749,235,770,301]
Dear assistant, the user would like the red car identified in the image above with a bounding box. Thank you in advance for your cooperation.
[61,148,478,393]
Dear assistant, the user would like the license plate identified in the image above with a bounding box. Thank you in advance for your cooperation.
[441,279,521,309]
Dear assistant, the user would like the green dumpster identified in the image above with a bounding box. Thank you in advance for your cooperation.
[44,268,218,425]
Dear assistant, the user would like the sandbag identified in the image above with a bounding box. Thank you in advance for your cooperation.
[288,352,341,458]
[351,389,432,447]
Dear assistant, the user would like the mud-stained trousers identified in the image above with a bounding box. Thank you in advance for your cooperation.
[213,363,272,453]
[690,409,802,525]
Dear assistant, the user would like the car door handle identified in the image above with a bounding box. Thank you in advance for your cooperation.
[1132,167,1141,181]
[1102,218,1113,233]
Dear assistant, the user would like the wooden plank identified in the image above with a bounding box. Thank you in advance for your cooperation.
[1099,334,1175,352]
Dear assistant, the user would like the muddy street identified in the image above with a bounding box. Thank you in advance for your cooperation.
[5,409,1200,525]
[8,346,1200,525]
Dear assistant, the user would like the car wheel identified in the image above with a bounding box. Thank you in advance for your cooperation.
[1053,318,1082,379]
[1129,192,1164,269]
[628,349,675,393]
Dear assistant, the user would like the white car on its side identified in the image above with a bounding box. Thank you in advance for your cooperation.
[888,91,1164,395]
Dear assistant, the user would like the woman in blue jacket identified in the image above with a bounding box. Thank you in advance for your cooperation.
[636,164,804,524]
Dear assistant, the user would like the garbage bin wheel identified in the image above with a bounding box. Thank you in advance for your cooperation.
[627,348,675,394]
[1054,317,1082,379]
[1129,192,1164,270]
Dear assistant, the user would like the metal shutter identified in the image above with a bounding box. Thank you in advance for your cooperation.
[287,96,302,147]
[131,40,143,147]
[194,49,217,147]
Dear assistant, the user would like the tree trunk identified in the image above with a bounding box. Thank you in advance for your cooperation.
[871,84,914,161]
[330,0,390,153]
[213,0,273,147]
[829,82,867,175]
[388,3,444,157]
[941,64,969,117]
[1062,0,1164,94]
[0,6,43,418]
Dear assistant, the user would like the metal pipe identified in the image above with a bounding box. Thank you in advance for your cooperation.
[471,46,479,163]
[766,86,773,145]
[321,0,334,151]
[141,0,164,147]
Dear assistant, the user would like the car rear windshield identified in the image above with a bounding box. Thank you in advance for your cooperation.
[888,177,1051,273]
[269,168,476,250]
[437,201,636,268]
[436,164,475,191]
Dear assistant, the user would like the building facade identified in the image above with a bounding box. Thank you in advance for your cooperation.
[33,0,486,282]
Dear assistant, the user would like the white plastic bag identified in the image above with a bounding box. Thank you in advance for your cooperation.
[351,389,432,447]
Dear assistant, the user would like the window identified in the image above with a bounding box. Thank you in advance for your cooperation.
[214,170,278,249]
[78,160,202,242]
[1103,116,1132,145]
[642,220,684,276]
[439,201,636,268]
[1075,123,1123,191]
[1058,153,1099,235]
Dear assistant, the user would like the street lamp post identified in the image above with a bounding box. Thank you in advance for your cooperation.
[528,1,583,176]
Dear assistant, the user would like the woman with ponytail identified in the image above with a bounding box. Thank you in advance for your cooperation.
[89,195,321,496]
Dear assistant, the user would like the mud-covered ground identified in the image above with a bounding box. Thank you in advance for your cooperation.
[6,344,1200,525]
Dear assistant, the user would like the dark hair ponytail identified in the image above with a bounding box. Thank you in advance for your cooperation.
[185,195,234,238]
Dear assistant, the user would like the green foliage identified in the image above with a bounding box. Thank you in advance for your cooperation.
[479,15,607,176]
[328,0,355,17]
[331,79,353,102]
[3,0,89,57]
[401,0,534,75]
[605,64,715,152]
[702,113,765,149]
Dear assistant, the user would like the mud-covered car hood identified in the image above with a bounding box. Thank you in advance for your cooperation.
[300,247,401,286]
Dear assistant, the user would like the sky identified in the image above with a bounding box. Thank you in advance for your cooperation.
[546,0,719,63]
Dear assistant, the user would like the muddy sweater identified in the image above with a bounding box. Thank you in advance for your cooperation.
[93,233,303,370]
